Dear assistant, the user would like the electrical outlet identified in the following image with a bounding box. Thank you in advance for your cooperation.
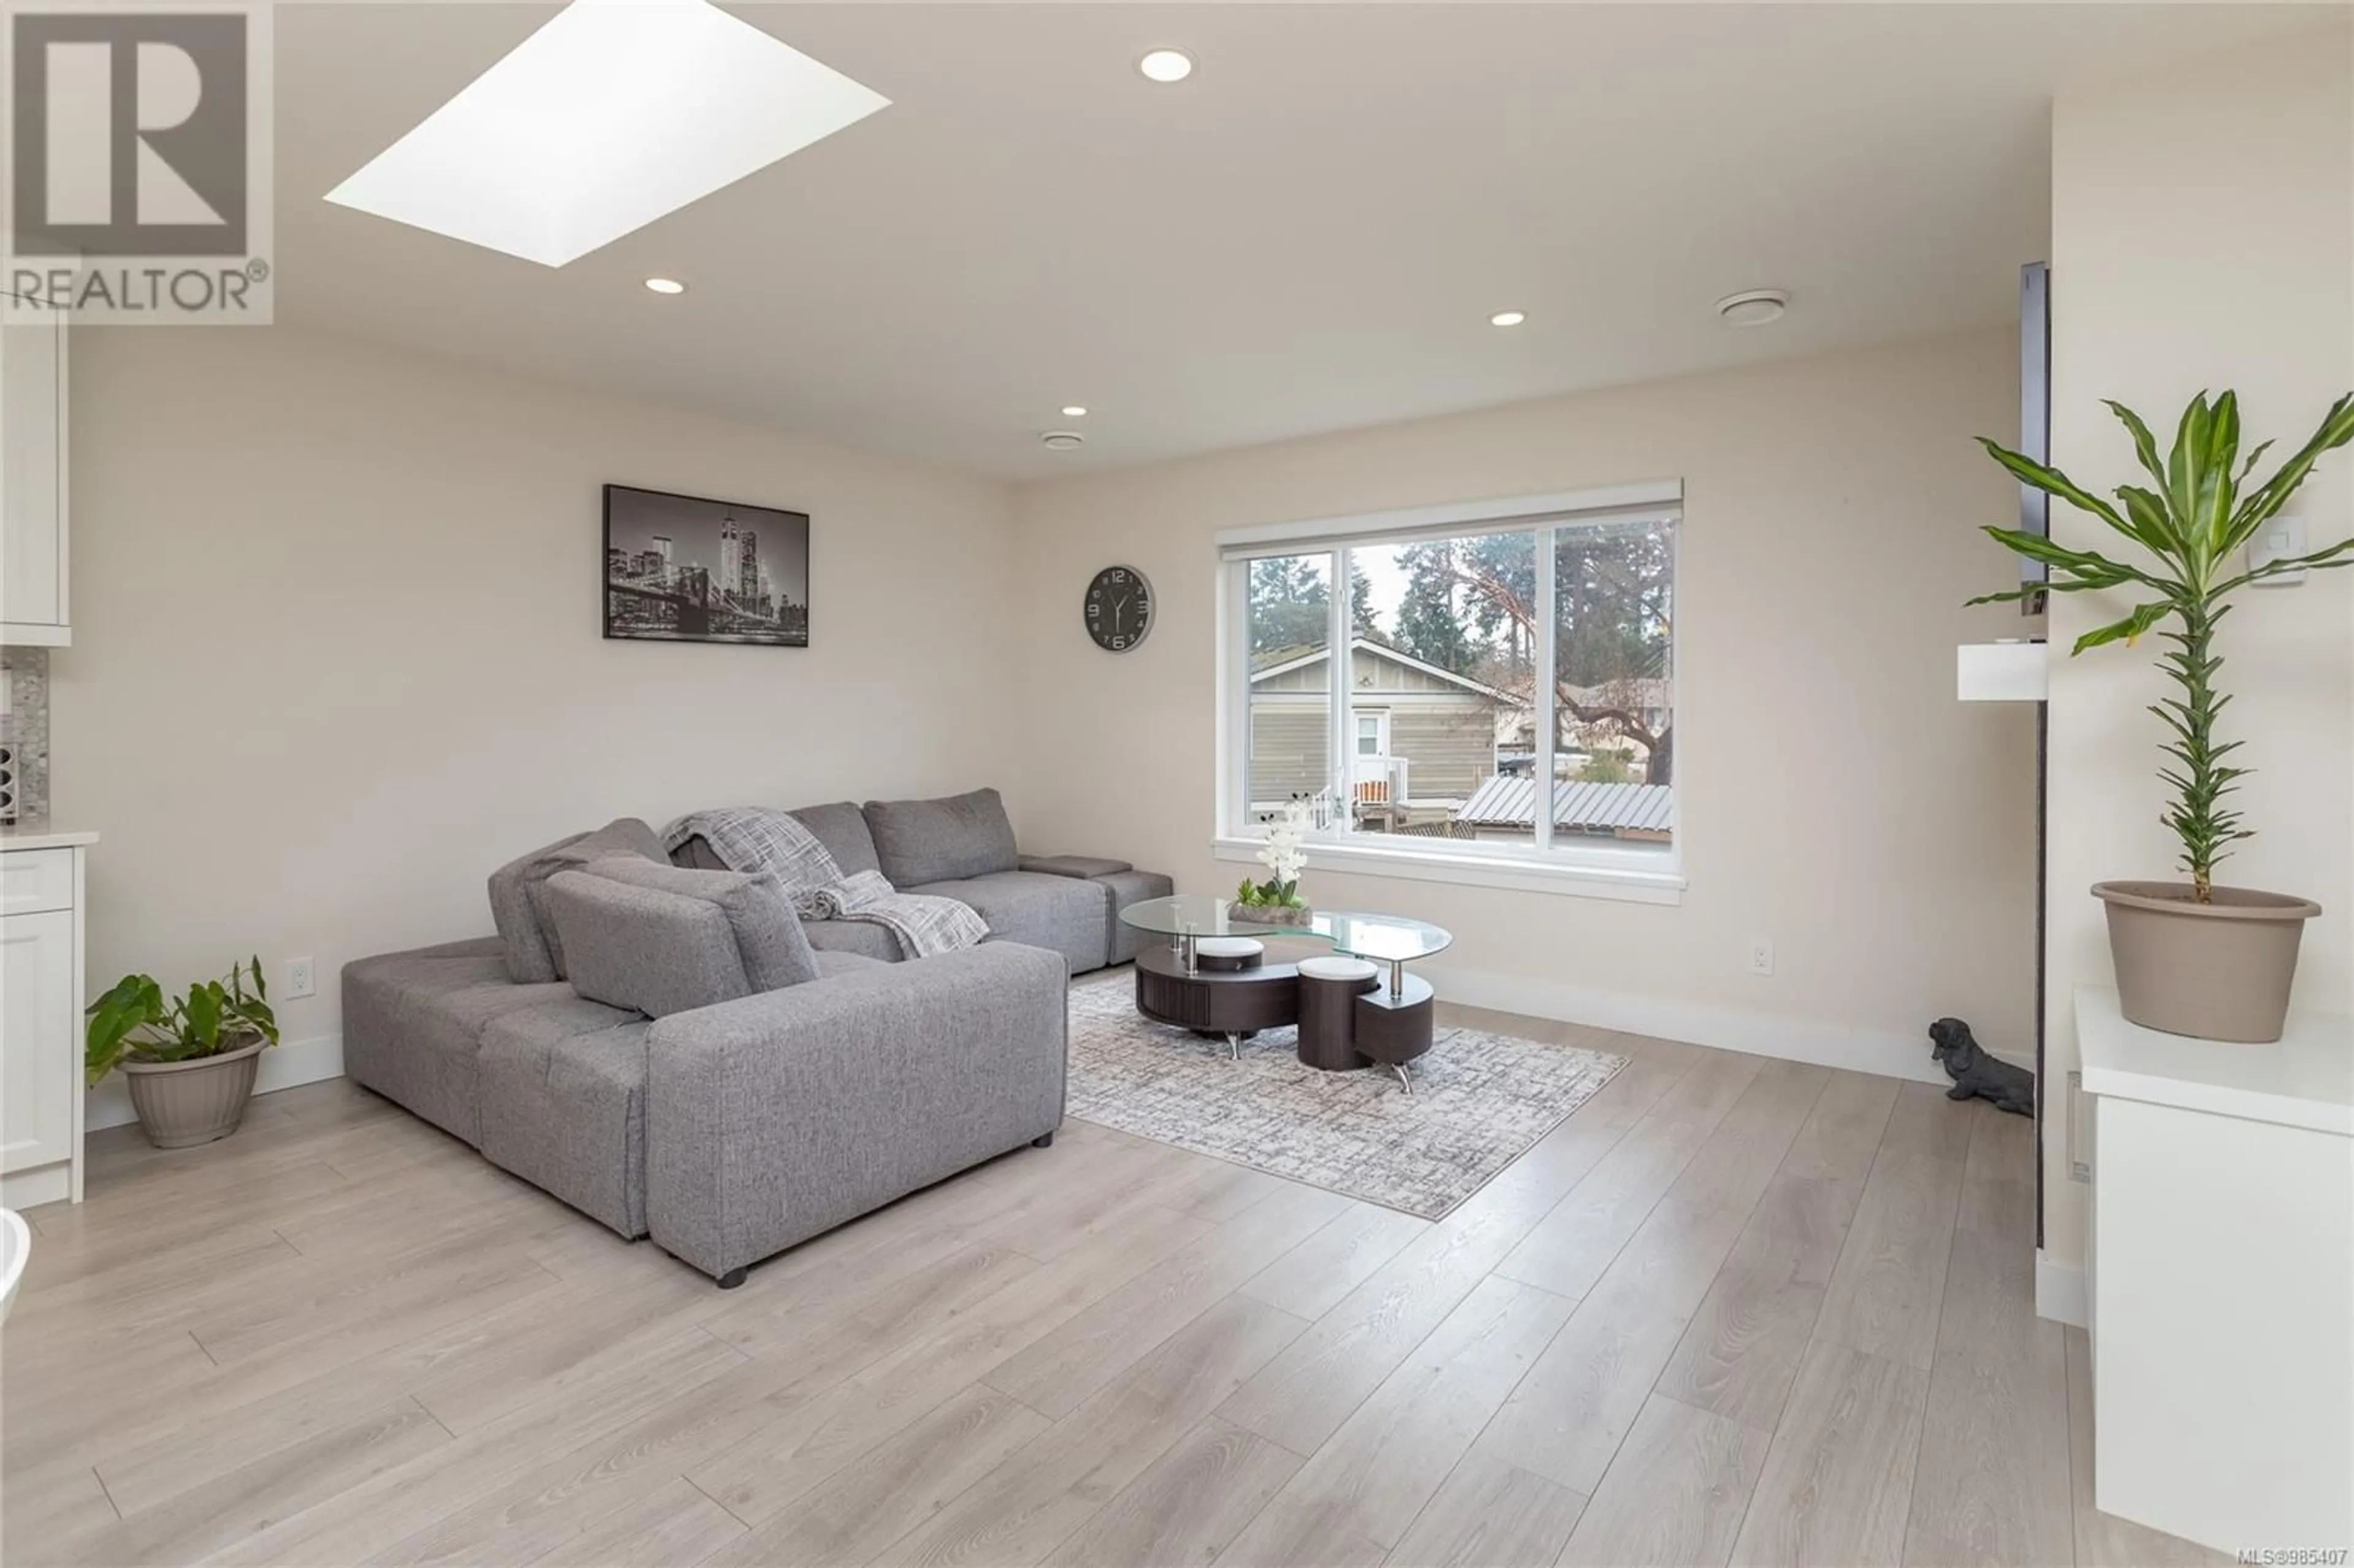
[1748,939,1775,976]
[286,956,316,1000]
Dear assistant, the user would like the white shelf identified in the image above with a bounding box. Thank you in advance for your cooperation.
[1957,641,2047,701]
[2076,984,2352,1136]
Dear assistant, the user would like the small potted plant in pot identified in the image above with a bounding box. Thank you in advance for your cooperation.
[1975,390,2354,1042]
[1236,799,1314,926]
[86,958,279,1147]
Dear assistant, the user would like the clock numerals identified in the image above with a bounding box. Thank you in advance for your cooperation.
[1085,566,1152,652]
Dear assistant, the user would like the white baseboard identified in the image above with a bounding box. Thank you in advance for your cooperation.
[72,978,1987,1132]
[86,1033,346,1132]
[2036,1249,2087,1328]
[1419,961,1951,1086]
[1,1163,70,1209]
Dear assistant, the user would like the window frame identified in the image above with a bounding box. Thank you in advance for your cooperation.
[1216,483,1685,903]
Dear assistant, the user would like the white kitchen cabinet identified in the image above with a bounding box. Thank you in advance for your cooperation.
[0,292,69,645]
[0,832,93,1208]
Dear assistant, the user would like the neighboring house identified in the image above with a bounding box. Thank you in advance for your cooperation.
[1249,637,1514,810]
[1452,776,1675,845]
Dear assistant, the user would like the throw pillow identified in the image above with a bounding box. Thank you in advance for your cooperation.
[581,857,820,991]
[541,872,752,1019]
[487,818,665,984]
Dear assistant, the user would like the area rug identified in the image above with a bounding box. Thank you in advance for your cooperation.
[1065,974,1628,1219]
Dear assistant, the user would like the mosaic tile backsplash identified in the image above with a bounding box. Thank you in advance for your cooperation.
[1,645,50,823]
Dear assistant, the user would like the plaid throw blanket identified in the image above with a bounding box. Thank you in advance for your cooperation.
[659,808,988,960]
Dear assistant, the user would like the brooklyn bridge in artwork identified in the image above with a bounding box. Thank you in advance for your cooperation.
[603,484,810,646]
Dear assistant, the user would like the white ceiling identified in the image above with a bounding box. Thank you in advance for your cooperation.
[273,3,2324,479]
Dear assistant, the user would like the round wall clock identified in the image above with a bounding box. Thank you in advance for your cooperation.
[1084,565,1154,652]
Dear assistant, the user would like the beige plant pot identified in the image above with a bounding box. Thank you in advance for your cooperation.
[119,1037,265,1149]
[2093,881,2322,1044]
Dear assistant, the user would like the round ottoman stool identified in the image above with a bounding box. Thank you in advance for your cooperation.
[1192,936,1265,973]
[1297,955,1379,1071]
[1354,972,1437,1095]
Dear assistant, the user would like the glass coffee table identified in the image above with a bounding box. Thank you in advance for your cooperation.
[1117,896,1452,1088]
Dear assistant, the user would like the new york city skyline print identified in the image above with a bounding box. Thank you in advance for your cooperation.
[603,484,810,647]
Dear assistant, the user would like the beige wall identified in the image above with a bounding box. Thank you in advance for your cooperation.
[2043,26,2354,1268]
[51,326,1018,1054]
[1010,328,2040,1080]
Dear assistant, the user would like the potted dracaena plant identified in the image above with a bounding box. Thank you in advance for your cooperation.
[86,959,280,1147]
[1975,390,2354,1042]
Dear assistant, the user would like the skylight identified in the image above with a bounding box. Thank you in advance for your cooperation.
[325,0,889,267]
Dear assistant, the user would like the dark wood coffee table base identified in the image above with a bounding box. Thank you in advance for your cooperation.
[1130,944,1433,1088]
[1133,945,1300,1059]
[1353,974,1436,1094]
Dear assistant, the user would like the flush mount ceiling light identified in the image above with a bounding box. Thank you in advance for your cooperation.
[327,0,889,267]
[1716,289,1789,327]
[643,276,685,295]
[1040,430,1086,451]
[1138,48,1194,83]
[1489,310,1527,327]
[1061,405,1088,418]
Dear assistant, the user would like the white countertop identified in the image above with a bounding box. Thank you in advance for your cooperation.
[2078,985,2353,1137]
[0,821,98,851]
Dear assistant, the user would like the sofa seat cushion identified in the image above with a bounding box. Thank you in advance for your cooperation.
[478,1002,650,1238]
[487,818,665,983]
[1097,869,1178,965]
[341,938,576,1147]
[866,789,1019,888]
[544,871,756,1019]
[802,919,904,964]
[578,858,818,991]
[1018,854,1134,880]
[908,870,1109,973]
[813,950,889,977]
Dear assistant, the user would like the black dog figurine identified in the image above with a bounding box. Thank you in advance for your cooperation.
[1928,1018,2034,1117]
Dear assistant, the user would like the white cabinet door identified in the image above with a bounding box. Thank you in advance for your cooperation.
[1,908,76,1174]
[0,297,66,630]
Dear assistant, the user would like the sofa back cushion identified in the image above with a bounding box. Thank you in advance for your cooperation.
[670,802,878,881]
[581,858,820,991]
[789,802,882,878]
[863,788,1019,887]
[488,818,665,984]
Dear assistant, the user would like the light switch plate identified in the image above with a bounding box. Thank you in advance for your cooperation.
[2248,514,2306,585]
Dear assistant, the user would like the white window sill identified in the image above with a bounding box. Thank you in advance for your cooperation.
[1212,835,1685,906]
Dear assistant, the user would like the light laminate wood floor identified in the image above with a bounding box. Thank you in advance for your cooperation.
[4,995,2226,1568]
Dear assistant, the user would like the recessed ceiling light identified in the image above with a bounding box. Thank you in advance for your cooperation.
[327,0,889,267]
[644,277,685,295]
[1489,310,1526,327]
[1716,289,1789,327]
[1041,430,1086,451]
[1061,405,1088,418]
[1138,48,1194,83]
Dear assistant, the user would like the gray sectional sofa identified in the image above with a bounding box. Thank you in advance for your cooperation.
[342,790,1170,1285]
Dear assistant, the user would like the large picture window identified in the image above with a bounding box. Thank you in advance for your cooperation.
[1220,488,1680,889]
